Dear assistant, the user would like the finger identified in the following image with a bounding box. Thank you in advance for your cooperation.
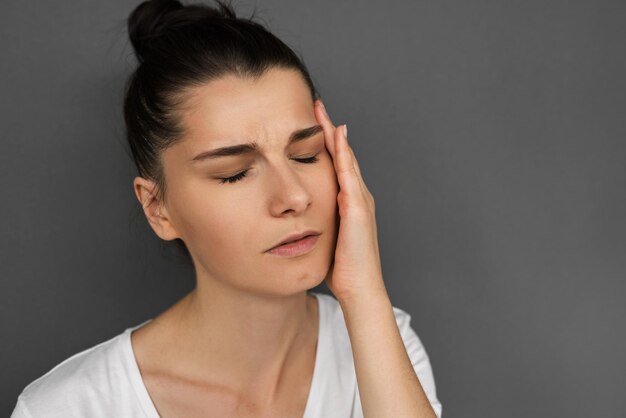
[314,99,337,162]
[347,144,363,180]
[344,130,372,201]
[315,100,363,183]
[334,124,362,198]
[314,101,371,204]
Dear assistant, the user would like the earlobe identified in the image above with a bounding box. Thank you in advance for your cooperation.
[146,202,180,242]
[147,208,175,241]
[133,176,179,241]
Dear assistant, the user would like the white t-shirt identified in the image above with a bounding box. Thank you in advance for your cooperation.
[11,291,442,418]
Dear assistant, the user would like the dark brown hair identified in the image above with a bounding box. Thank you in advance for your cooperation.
[123,0,320,262]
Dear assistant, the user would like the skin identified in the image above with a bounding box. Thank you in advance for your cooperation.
[132,67,339,417]
[133,66,437,417]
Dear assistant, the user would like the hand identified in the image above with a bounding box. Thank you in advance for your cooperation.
[314,99,389,304]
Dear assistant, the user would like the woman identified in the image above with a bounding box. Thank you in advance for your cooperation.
[11,1,442,417]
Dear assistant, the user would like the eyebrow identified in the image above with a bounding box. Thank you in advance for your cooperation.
[191,125,323,163]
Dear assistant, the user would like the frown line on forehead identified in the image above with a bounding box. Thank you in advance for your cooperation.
[190,124,323,163]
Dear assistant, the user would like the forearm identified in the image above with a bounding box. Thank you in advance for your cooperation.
[339,288,437,418]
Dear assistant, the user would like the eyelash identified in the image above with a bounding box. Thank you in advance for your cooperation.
[218,155,320,185]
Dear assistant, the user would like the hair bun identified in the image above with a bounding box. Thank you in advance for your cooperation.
[128,0,237,64]
[128,0,184,63]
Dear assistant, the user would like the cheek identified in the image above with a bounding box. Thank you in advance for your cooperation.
[169,159,338,252]
[167,176,255,254]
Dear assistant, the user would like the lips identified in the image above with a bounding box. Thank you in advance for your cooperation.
[267,229,320,251]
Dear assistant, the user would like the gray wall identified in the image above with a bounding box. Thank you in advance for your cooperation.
[2,1,625,417]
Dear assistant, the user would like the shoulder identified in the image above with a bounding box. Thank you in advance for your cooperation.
[311,292,443,418]
[313,292,430,364]
[312,291,421,340]
[11,327,134,418]
[390,304,443,418]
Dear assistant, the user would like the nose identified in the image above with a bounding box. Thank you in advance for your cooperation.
[266,162,313,217]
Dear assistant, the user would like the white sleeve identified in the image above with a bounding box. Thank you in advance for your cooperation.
[10,396,33,418]
[392,306,443,418]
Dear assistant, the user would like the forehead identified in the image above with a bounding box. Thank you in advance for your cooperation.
[177,68,314,142]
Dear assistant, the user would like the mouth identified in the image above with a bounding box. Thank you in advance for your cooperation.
[267,230,321,251]
[265,233,320,257]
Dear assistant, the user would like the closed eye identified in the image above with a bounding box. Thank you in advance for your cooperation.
[218,155,320,185]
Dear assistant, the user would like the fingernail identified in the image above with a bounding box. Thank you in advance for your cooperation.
[343,124,348,139]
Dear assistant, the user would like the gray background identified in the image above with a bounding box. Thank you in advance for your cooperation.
[1,0,625,417]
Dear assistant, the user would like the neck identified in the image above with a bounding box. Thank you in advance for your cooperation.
[158,275,317,401]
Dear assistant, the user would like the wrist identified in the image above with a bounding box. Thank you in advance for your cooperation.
[337,285,392,314]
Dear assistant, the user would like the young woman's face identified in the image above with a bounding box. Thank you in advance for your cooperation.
[158,67,338,295]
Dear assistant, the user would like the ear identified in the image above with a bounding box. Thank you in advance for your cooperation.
[133,176,180,241]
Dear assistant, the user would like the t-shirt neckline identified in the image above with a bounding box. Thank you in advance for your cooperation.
[120,291,326,418]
